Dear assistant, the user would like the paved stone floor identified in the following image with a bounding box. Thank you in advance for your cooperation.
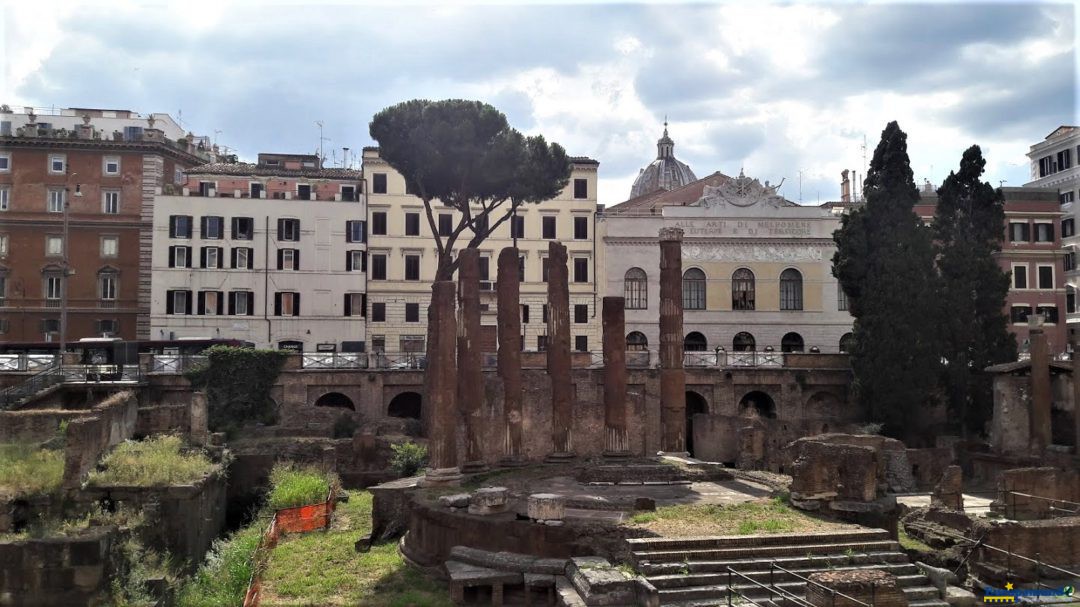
[895,491,996,516]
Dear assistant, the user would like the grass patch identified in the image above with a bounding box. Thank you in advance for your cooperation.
[260,491,451,606]
[176,524,264,607]
[0,444,64,498]
[267,464,335,510]
[626,497,852,537]
[86,435,214,487]
[898,527,934,554]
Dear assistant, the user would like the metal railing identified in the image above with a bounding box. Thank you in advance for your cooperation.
[1002,489,1080,519]
[60,364,141,383]
[0,362,63,410]
[0,354,59,372]
[370,352,426,370]
[725,566,817,607]
[151,355,207,374]
[301,353,368,369]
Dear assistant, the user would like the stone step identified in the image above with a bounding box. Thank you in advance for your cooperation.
[657,580,943,604]
[627,529,890,553]
[647,563,922,589]
[908,601,951,607]
[633,540,901,564]
[638,550,911,575]
[554,574,586,607]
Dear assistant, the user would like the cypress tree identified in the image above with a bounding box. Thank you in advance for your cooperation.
[832,121,942,441]
[932,145,1015,437]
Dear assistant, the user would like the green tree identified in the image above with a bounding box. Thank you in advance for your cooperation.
[369,99,571,281]
[833,121,942,441]
[185,346,287,436]
[932,145,1016,437]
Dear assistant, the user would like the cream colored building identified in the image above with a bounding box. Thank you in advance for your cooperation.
[361,147,600,354]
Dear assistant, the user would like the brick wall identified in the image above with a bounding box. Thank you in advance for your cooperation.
[0,526,115,606]
[61,390,138,488]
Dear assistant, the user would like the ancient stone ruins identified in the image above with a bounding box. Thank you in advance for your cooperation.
[1,228,1078,606]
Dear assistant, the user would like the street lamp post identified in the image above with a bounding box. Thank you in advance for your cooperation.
[60,176,81,363]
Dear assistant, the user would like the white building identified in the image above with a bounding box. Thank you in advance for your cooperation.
[150,154,368,351]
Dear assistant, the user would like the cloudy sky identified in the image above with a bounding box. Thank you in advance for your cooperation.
[2,1,1076,205]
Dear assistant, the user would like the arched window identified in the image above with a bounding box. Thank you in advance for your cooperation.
[733,332,755,351]
[732,268,755,311]
[624,268,647,310]
[684,331,707,351]
[780,269,803,311]
[839,332,855,354]
[781,332,804,353]
[682,268,706,310]
[626,331,648,351]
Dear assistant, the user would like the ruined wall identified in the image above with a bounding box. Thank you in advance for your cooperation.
[0,409,89,443]
[906,447,955,491]
[0,527,115,606]
[788,438,878,502]
[62,391,139,489]
[976,516,1080,577]
[997,467,1080,520]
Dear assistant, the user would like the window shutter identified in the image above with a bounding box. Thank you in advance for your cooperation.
[231,217,238,239]
[361,220,367,243]
[168,247,175,268]
[228,292,236,315]
[216,292,224,315]
[361,294,367,318]
[294,219,301,237]
[344,293,352,316]
[274,292,282,316]
[185,247,193,268]
[185,291,193,315]
[217,247,224,265]
[231,248,237,269]
[166,291,174,314]
[246,293,254,316]
[246,248,253,269]
[169,216,176,238]
[293,293,301,316]
[277,249,284,270]
[346,221,354,243]
[197,291,206,315]
[361,252,367,272]
[200,247,207,268]
[200,216,208,238]
[277,218,285,241]
[293,250,300,270]
[345,252,353,271]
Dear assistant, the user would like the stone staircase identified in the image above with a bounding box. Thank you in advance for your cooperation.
[629,529,950,607]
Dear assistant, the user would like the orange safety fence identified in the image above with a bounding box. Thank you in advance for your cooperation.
[243,484,339,607]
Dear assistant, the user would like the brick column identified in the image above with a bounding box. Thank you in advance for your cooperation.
[659,227,687,455]
[547,241,574,460]
[1029,322,1052,455]
[497,247,524,465]
[603,296,630,457]
[423,281,461,486]
[457,249,486,473]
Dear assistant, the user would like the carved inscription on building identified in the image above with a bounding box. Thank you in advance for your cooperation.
[672,219,813,237]
[683,243,826,262]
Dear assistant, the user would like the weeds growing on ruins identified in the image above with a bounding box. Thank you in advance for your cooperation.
[86,435,213,487]
[0,444,64,498]
[267,464,336,509]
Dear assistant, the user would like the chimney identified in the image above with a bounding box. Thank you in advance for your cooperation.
[840,169,851,203]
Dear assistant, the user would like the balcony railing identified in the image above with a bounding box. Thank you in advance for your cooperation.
[0,354,59,372]
[301,353,368,369]
[151,355,207,374]
[370,352,426,370]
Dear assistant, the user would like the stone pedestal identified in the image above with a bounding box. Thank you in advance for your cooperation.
[423,281,461,487]
[468,487,509,515]
[658,227,686,454]
[1029,323,1052,455]
[547,241,574,460]
[457,249,486,473]
[189,390,209,446]
[527,493,565,522]
[497,247,524,466]
[931,465,964,511]
[806,570,907,607]
[602,296,630,457]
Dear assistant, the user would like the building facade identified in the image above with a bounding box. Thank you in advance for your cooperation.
[361,147,601,354]
[602,171,854,357]
[0,106,215,343]
[150,154,367,351]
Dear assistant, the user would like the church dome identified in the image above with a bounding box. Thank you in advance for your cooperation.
[629,122,697,199]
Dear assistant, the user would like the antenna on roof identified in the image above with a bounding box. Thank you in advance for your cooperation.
[316,121,331,168]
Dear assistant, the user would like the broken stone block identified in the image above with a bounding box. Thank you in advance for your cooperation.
[468,487,509,515]
[945,585,977,607]
[438,493,471,509]
[528,493,565,521]
[930,465,963,511]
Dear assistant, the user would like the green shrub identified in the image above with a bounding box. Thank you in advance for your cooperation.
[176,524,263,607]
[267,464,334,510]
[0,444,64,498]
[86,435,213,487]
[390,441,428,478]
[185,346,287,436]
[332,414,358,439]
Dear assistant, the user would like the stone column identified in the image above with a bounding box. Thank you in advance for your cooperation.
[190,390,209,446]
[457,249,486,472]
[1029,322,1052,455]
[497,247,524,465]
[602,296,630,457]
[547,241,574,460]
[424,281,462,486]
[659,227,687,455]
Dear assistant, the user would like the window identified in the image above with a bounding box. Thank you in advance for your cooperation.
[1062,192,1076,205]
[371,335,386,352]
[511,215,525,239]
[405,302,420,323]
[232,247,252,269]
[47,189,64,213]
[346,250,366,272]
[198,181,213,197]
[371,254,387,280]
[346,220,366,243]
[438,213,453,237]
[574,304,588,323]
[624,268,647,309]
[573,178,588,199]
[683,268,706,310]
[1058,149,1072,171]
[99,274,117,302]
[1009,222,1030,242]
[42,318,60,334]
[297,184,311,201]
[250,182,263,199]
[232,217,254,240]
[627,331,648,351]
[839,333,855,353]
[0,234,7,257]
[229,291,254,316]
[1011,305,1033,324]
[1013,265,1028,289]
[1067,252,1077,272]
[542,216,556,239]
[201,216,224,239]
[1037,265,1054,289]
[48,154,65,174]
[101,236,118,258]
[0,153,9,172]
[201,246,222,269]
[95,319,117,335]
[372,173,388,194]
[405,212,420,236]
[371,302,386,322]
[684,332,708,351]
[574,258,588,283]
[341,185,357,202]
[0,187,8,211]
[537,335,548,351]
[838,283,849,311]
[198,290,223,316]
[574,216,588,240]
[102,190,119,214]
[575,335,588,352]
[518,256,526,282]
[521,305,530,324]
[780,269,803,311]
[1069,286,1076,315]
[344,293,366,317]
[405,254,421,280]
[479,256,490,281]
[277,218,300,242]
[732,268,755,310]
[45,276,62,302]
[169,245,191,268]
[1036,305,1059,324]
[103,156,120,175]
[1035,222,1054,243]
[371,211,387,235]
[46,235,63,256]
[277,248,299,271]
[274,292,300,316]
[1039,156,1054,177]
[1064,218,1075,238]
[169,215,193,238]
[166,290,192,315]
[733,331,755,351]
[542,257,550,282]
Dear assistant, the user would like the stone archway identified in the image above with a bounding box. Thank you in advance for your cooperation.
[685,390,708,457]
[739,390,776,419]
[313,392,355,410]
[387,391,422,420]
[805,391,841,420]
